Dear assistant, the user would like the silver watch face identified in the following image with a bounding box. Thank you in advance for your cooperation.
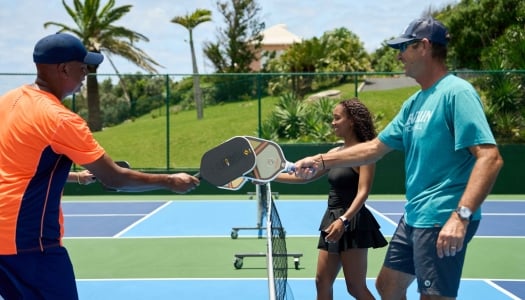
[457,206,472,219]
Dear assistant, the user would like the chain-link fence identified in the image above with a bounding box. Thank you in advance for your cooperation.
[2,70,523,170]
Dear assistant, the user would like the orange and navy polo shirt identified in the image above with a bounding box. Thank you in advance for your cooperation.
[0,85,105,254]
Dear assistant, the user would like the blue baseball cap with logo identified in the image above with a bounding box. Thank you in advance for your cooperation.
[33,32,104,65]
[387,17,449,49]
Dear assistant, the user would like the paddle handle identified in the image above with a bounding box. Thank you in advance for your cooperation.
[283,161,317,173]
[283,161,296,173]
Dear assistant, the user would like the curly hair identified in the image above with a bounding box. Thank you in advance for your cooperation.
[339,98,376,142]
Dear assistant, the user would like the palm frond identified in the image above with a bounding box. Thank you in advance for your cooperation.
[46,0,159,74]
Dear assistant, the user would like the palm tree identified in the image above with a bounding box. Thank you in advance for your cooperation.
[171,9,212,120]
[44,0,162,131]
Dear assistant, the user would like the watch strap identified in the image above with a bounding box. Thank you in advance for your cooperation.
[338,216,349,231]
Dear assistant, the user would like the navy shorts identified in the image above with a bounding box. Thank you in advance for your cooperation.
[0,246,78,300]
[383,217,479,298]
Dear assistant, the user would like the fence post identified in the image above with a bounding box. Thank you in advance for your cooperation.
[257,73,262,137]
[354,73,358,97]
[165,74,170,171]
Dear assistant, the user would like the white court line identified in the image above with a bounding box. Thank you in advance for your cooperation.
[377,213,525,216]
[65,235,246,239]
[474,236,525,239]
[378,212,525,221]
[112,201,172,238]
[78,277,269,281]
[365,204,399,227]
[483,213,525,216]
[484,279,522,300]
[65,214,146,217]
[76,277,525,281]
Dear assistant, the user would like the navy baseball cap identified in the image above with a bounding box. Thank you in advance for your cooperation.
[33,33,104,65]
[387,18,449,49]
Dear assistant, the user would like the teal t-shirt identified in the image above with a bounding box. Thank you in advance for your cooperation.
[378,74,496,227]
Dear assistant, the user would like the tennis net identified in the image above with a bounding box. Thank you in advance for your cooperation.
[263,183,294,300]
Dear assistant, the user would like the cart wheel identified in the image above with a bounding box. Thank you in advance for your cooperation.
[234,257,243,269]
[231,229,239,239]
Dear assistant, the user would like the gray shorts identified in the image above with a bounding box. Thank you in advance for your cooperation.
[383,217,479,297]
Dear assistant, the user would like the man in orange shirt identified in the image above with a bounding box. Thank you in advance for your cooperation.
[0,32,200,299]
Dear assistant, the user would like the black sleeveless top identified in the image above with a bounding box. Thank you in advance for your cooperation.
[327,167,359,209]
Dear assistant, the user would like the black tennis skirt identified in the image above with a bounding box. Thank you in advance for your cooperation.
[317,206,388,253]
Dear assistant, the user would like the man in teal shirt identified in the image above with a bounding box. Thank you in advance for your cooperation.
[293,18,503,300]
[380,73,495,228]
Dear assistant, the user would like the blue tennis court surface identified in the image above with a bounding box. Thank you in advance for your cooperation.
[76,278,521,300]
[63,198,525,299]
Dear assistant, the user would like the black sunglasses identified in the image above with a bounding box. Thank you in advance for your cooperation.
[399,39,422,52]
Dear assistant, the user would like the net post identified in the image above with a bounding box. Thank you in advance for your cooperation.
[264,183,276,300]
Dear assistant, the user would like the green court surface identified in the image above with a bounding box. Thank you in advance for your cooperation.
[65,237,525,280]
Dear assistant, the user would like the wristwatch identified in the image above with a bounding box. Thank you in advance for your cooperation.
[338,216,350,231]
[455,206,472,221]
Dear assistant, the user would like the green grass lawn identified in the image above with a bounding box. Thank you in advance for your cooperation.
[359,86,419,129]
[91,84,418,169]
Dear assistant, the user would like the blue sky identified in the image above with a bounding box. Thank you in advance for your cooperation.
[0,0,458,92]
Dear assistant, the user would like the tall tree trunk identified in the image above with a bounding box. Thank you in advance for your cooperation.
[86,66,103,131]
[189,31,204,120]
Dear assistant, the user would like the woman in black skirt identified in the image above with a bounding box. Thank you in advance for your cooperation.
[274,98,387,300]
